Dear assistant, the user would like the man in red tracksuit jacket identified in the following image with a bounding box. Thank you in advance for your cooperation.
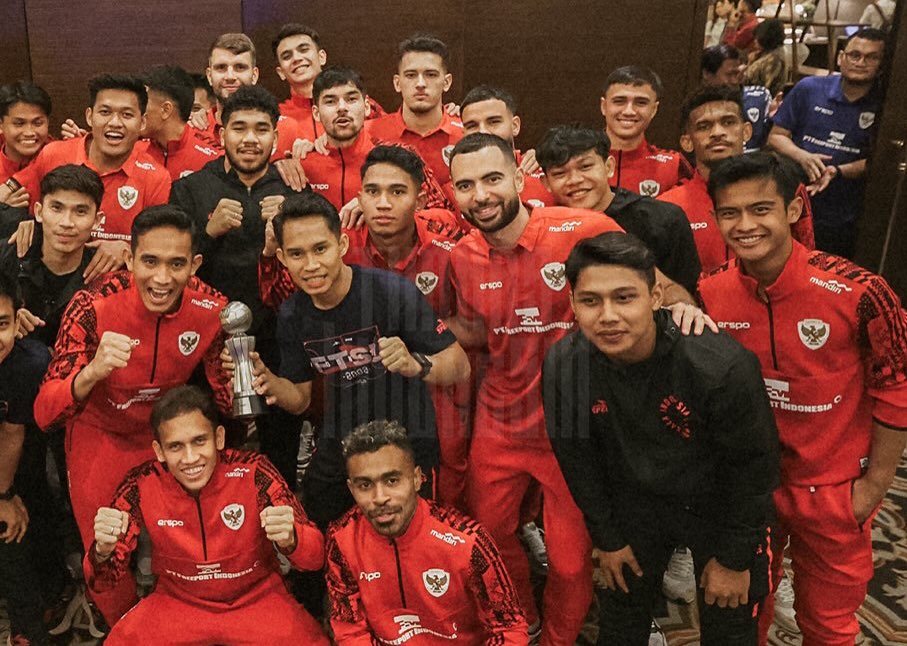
[699,153,907,646]
[600,66,692,198]
[33,205,232,625]
[659,85,814,274]
[87,386,329,646]
[327,419,527,644]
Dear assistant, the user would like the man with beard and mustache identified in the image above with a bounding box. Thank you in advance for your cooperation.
[368,34,463,186]
[170,85,312,489]
[659,85,815,273]
[768,28,885,259]
[445,133,625,646]
[326,420,528,644]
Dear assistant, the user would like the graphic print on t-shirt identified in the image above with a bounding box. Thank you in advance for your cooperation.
[304,325,386,387]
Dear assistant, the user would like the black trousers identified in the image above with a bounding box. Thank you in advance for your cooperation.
[596,495,769,646]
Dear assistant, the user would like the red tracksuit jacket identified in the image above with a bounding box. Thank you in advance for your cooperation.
[85,449,324,609]
[34,272,232,441]
[326,498,527,645]
[608,139,692,197]
[700,242,907,484]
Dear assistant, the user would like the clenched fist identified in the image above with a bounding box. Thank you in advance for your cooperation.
[93,507,129,561]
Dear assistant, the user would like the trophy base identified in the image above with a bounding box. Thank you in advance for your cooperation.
[233,394,266,419]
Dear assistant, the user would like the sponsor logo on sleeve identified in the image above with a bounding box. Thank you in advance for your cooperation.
[547,220,583,232]
[225,467,250,478]
[359,571,381,581]
[809,276,852,294]
[430,529,466,546]
[220,503,245,530]
[117,185,139,210]
[190,298,219,310]
[422,568,450,597]
[178,331,200,356]
[797,319,829,350]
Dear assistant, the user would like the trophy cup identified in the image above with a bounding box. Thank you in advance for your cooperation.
[220,301,265,418]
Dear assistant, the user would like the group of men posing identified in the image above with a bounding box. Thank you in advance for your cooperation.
[0,19,902,646]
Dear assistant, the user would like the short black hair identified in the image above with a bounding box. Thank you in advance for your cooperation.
[701,44,743,75]
[189,73,216,103]
[398,34,450,71]
[0,272,22,313]
[273,191,341,246]
[602,65,664,100]
[707,152,803,207]
[566,231,656,290]
[342,420,415,464]
[313,66,366,104]
[40,164,104,209]
[151,385,219,442]
[740,0,762,12]
[680,85,744,129]
[460,85,517,116]
[754,19,785,52]
[144,65,195,122]
[0,81,52,119]
[448,132,516,170]
[845,27,887,47]
[536,125,611,172]
[88,74,148,114]
[360,145,425,187]
[130,205,196,253]
[221,85,280,129]
[271,23,322,57]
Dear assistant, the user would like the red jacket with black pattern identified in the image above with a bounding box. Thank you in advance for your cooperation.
[326,498,527,645]
[34,271,231,444]
[85,449,324,609]
[699,242,907,484]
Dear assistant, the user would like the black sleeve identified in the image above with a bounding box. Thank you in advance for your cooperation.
[706,347,780,571]
[656,201,702,296]
[276,299,315,384]
[0,205,28,244]
[543,337,626,552]
[8,342,51,425]
[395,276,457,355]
[169,176,217,259]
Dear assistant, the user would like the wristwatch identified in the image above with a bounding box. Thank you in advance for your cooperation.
[411,352,433,380]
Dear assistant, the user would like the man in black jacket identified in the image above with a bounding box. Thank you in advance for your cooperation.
[543,231,778,646]
[536,125,701,303]
[170,85,311,486]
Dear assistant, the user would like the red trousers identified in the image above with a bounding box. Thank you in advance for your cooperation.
[758,481,876,646]
[105,580,329,645]
[67,423,156,624]
[466,425,592,646]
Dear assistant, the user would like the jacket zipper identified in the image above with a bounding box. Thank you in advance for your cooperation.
[195,497,208,560]
[392,539,406,606]
[339,148,347,205]
[765,297,779,370]
[149,318,162,382]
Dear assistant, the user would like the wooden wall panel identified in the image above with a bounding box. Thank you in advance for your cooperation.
[24,0,243,132]
[0,0,32,86]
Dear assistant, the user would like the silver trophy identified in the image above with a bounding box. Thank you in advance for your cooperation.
[221,301,265,418]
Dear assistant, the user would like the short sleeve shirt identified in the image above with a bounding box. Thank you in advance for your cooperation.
[773,75,880,226]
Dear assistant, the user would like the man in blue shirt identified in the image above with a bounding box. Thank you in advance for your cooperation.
[768,28,885,258]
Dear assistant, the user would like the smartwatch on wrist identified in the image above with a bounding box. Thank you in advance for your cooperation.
[411,352,433,380]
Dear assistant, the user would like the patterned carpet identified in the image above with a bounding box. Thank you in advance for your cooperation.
[3,455,906,644]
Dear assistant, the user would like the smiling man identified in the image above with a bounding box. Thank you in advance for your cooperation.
[86,386,329,646]
[33,205,231,626]
[0,74,171,248]
[0,81,52,185]
[544,231,778,646]
[326,420,527,644]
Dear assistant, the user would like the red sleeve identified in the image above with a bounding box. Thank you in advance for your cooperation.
[84,468,144,593]
[145,169,172,207]
[858,276,907,429]
[325,529,375,645]
[33,289,99,430]
[203,327,233,417]
[12,148,46,214]
[254,454,324,571]
[467,526,529,645]
[259,255,297,309]
[792,185,816,250]
[449,251,481,325]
